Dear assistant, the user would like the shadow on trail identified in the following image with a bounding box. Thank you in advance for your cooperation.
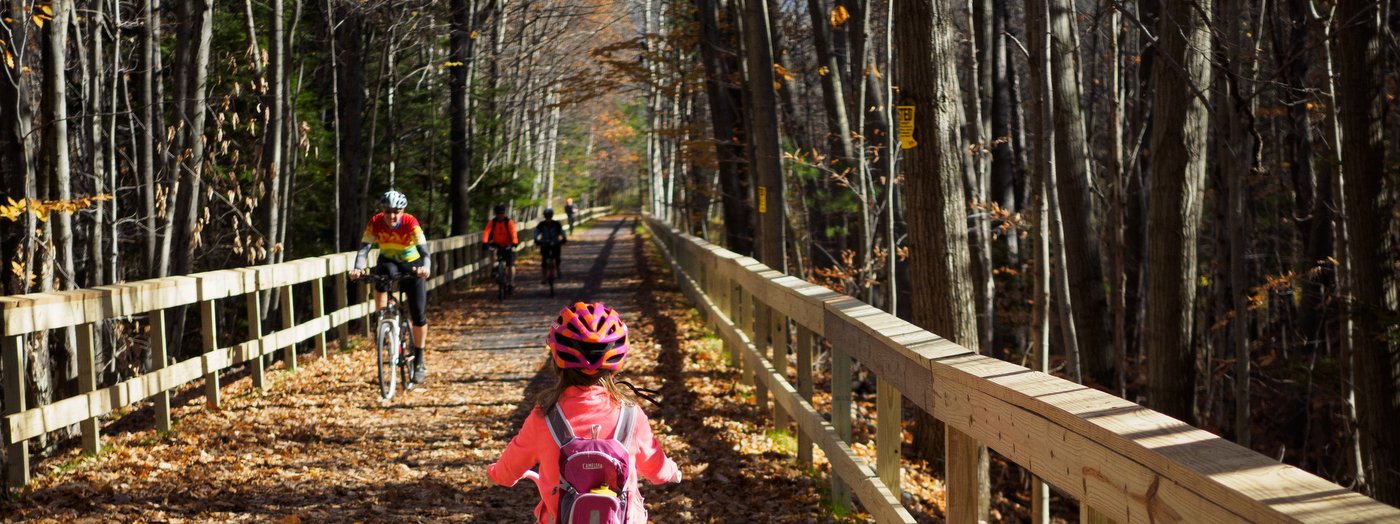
[571,215,631,302]
[501,216,637,438]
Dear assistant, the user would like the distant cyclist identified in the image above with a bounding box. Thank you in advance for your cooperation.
[534,208,567,284]
[349,190,431,384]
[564,197,577,233]
[482,204,520,293]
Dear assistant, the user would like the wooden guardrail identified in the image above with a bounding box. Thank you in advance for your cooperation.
[642,215,1400,524]
[0,207,608,488]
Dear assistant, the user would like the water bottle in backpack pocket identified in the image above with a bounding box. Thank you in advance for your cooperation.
[546,404,638,524]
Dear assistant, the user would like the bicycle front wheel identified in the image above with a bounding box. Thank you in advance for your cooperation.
[400,319,414,389]
[376,321,398,400]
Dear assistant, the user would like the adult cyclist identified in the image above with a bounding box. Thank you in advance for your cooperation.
[482,204,519,293]
[349,190,431,384]
[534,208,567,284]
[563,197,577,232]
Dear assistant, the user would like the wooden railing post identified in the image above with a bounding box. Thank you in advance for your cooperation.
[362,283,372,338]
[246,291,266,391]
[753,302,770,414]
[722,277,738,368]
[736,288,751,384]
[280,285,297,370]
[876,380,901,493]
[334,270,349,346]
[945,428,980,523]
[200,299,220,409]
[830,340,852,508]
[76,323,100,454]
[4,334,30,488]
[771,312,790,433]
[150,309,171,432]
[311,277,327,358]
[795,323,814,466]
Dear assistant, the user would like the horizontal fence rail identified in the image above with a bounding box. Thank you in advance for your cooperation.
[0,207,607,488]
[642,216,1400,524]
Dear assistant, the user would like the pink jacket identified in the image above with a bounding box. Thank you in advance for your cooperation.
[487,386,680,523]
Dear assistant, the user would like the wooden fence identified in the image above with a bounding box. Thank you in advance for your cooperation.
[642,215,1400,524]
[0,207,607,488]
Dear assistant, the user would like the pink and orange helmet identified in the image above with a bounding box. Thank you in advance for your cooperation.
[548,302,631,375]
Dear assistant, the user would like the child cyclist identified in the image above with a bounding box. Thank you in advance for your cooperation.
[487,302,681,523]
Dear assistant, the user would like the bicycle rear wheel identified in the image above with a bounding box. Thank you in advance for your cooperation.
[376,318,398,400]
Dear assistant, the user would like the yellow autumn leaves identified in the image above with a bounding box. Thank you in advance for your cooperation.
[0,194,112,223]
[1,3,57,68]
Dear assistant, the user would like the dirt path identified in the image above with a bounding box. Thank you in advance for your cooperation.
[2,215,858,523]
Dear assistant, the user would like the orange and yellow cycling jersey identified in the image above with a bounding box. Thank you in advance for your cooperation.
[361,212,427,262]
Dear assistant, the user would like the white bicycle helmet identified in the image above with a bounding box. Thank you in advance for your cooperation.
[381,190,408,210]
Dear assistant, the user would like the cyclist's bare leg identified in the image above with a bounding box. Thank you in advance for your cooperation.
[410,325,427,350]
[373,290,389,311]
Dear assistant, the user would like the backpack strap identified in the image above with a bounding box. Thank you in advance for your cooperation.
[545,404,575,448]
[613,404,638,448]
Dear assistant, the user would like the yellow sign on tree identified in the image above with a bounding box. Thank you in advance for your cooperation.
[757,186,767,214]
[897,106,917,149]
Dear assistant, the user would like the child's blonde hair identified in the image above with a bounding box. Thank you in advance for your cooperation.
[534,364,638,410]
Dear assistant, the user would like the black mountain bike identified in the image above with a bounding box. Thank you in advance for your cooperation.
[541,247,559,297]
[489,245,514,300]
[366,273,417,400]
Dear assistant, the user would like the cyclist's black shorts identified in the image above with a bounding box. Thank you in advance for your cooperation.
[372,258,427,327]
[491,245,517,266]
[540,244,562,265]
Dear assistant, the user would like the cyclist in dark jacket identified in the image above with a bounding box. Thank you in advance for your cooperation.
[534,208,567,284]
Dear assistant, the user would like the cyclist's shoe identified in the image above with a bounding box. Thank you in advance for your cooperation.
[411,347,426,383]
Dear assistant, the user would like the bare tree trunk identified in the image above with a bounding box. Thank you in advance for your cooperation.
[894,0,989,518]
[172,0,212,278]
[141,0,159,276]
[335,6,366,250]
[696,0,753,256]
[1219,0,1259,448]
[449,0,476,234]
[1026,2,1053,519]
[1048,0,1113,386]
[44,0,80,385]
[263,0,284,261]
[806,0,857,173]
[1104,0,1127,397]
[47,0,76,293]
[741,0,785,267]
[79,0,108,287]
[962,2,994,356]
[1335,0,1398,504]
[1146,0,1212,424]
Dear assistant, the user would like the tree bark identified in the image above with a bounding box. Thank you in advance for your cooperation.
[171,0,212,278]
[1047,0,1113,386]
[697,0,753,256]
[140,0,159,276]
[1335,0,1398,504]
[1146,0,1212,424]
[894,0,988,518]
[1219,0,1259,448]
[806,0,857,173]
[741,0,784,267]
[449,0,476,235]
[335,6,366,250]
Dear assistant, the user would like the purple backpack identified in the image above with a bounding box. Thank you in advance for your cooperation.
[546,404,638,524]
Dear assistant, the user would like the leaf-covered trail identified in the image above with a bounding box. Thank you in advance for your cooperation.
[2,216,856,523]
